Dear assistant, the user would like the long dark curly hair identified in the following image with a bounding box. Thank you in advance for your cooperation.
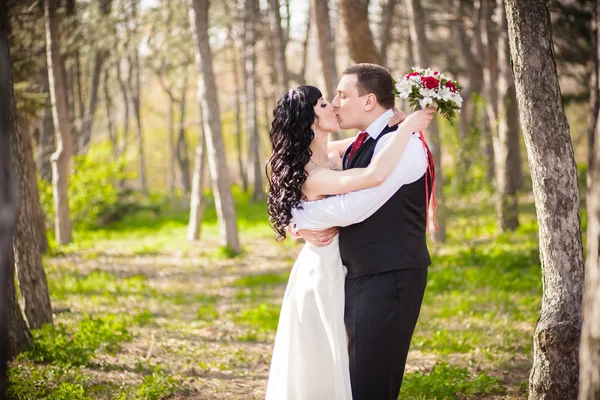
[266,86,322,241]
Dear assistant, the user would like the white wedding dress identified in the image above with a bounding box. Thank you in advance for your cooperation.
[265,235,352,400]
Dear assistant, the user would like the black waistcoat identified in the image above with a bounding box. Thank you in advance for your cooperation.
[339,125,431,278]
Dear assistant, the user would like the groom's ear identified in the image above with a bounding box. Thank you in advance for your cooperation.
[363,93,377,112]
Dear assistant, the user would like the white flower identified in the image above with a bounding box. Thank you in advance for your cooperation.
[437,86,454,101]
[452,93,463,108]
[419,96,434,109]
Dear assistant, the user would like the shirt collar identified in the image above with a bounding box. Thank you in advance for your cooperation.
[364,109,395,139]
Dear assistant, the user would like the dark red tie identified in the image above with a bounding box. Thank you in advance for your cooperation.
[347,132,369,163]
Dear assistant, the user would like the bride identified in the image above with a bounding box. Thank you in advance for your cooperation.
[264,85,434,400]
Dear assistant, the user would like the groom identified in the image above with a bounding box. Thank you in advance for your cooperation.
[291,63,431,400]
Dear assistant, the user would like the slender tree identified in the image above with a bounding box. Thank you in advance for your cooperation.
[405,0,446,242]
[339,0,380,63]
[188,0,240,252]
[45,0,73,244]
[505,1,584,398]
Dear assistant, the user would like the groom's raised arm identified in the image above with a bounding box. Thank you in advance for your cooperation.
[291,133,427,231]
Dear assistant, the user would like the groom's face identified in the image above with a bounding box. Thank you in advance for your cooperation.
[331,74,367,130]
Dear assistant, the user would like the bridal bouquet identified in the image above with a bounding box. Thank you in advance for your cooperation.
[393,67,463,121]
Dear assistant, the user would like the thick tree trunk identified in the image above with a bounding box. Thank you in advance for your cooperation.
[187,122,207,241]
[339,0,380,63]
[405,0,446,242]
[379,0,398,68]
[177,83,191,195]
[244,0,265,202]
[1,5,32,380]
[39,65,54,182]
[11,116,53,329]
[505,1,585,399]
[580,3,600,397]
[268,0,288,94]
[313,0,338,102]
[45,0,73,245]
[189,0,240,253]
[493,0,520,232]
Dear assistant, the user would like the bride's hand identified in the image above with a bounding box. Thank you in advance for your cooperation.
[297,227,339,247]
[400,108,436,133]
[387,107,407,127]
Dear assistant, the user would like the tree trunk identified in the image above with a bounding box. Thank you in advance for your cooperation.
[379,0,398,68]
[588,0,599,210]
[313,0,338,102]
[298,3,310,85]
[1,3,32,378]
[103,65,118,156]
[116,60,130,157]
[78,51,105,153]
[339,0,380,63]
[268,0,289,94]
[168,97,176,199]
[189,0,240,253]
[224,5,248,191]
[11,116,53,329]
[580,2,600,396]
[481,0,497,183]
[493,0,520,232]
[177,83,191,195]
[39,65,54,183]
[505,1,585,398]
[580,73,600,400]
[244,0,265,202]
[129,49,147,194]
[187,119,207,241]
[45,0,73,245]
[405,0,446,242]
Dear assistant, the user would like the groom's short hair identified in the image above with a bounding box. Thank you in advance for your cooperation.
[343,64,395,109]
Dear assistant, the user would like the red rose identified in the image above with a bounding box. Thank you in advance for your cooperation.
[445,81,457,92]
[406,71,420,79]
[421,76,440,89]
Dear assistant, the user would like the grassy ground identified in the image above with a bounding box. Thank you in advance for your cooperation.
[8,190,543,399]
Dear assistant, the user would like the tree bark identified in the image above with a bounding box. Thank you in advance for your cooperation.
[45,0,73,245]
[405,0,446,242]
[244,0,265,202]
[103,65,118,156]
[39,65,54,183]
[580,2,600,397]
[10,115,53,329]
[187,118,207,241]
[313,0,338,102]
[339,0,380,63]
[588,0,599,211]
[188,0,240,253]
[129,49,146,194]
[177,82,191,195]
[224,2,248,191]
[505,1,585,398]
[78,51,105,153]
[379,0,398,68]
[268,0,289,94]
[1,3,32,380]
[168,97,176,199]
[116,60,130,157]
[492,0,520,232]
[481,0,497,183]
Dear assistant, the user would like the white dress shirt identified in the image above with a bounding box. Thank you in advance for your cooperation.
[291,109,427,231]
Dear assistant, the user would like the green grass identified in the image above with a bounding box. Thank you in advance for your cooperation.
[11,189,555,398]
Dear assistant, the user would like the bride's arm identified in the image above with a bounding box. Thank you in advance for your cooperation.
[303,109,434,198]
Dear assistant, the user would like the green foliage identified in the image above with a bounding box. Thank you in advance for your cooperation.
[8,363,92,400]
[232,272,290,288]
[115,368,179,400]
[23,315,132,367]
[49,269,149,298]
[235,303,280,332]
[38,142,130,230]
[399,362,506,399]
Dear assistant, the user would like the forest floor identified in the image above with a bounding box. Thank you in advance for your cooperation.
[8,191,545,399]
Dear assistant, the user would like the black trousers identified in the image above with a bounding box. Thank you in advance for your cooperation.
[344,268,428,400]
